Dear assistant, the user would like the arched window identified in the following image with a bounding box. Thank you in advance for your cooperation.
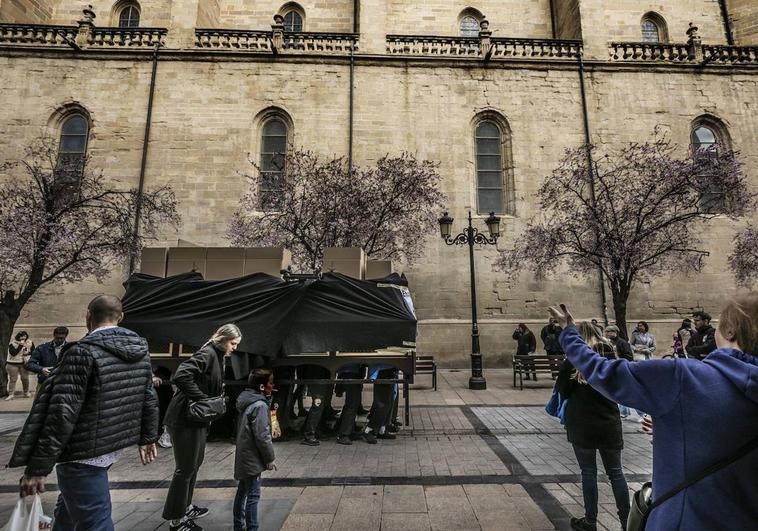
[640,13,667,43]
[690,117,730,212]
[118,5,140,28]
[283,10,303,32]
[460,16,480,37]
[474,119,513,215]
[57,114,89,185]
[260,118,288,210]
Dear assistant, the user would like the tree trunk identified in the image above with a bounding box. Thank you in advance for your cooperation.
[610,288,630,340]
[0,305,20,397]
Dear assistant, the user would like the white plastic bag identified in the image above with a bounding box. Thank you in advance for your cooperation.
[1,495,52,531]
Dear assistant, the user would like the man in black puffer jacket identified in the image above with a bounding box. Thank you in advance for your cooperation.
[8,295,159,530]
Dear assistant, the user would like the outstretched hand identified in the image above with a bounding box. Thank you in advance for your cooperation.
[548,304,574,329]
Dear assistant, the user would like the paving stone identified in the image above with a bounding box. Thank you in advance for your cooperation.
[290,486,343,514]
[279,513,335,531]
[382,485,427,513]
[381,513,432,531]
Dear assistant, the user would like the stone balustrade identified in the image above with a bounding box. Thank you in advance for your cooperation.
[195,29,357,54]
[88,27,166,48]
[386,35,480,56]
[703,45,758,64]
[609,41,692,62]
[195,29,272,51]
[0,23,78,47]
[282,32,358,53]
[489,38,582,59]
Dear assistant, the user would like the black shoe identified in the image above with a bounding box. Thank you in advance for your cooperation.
[570,517,597,531]
[357,407,370,416]
[377,432,396,440]
[301,437,320,446]
[337,435,353,445]
[363,432,377,444]
[387,423,399,433]
[184,505,209,520]
[170,520,203,531]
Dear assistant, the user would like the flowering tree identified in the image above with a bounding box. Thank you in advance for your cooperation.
[228,149,446,269]
[729,227,758,287]
[496,137,753,337]
[0,137,180,395]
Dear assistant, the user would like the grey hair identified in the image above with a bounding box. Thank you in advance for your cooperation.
[208,323,242,348]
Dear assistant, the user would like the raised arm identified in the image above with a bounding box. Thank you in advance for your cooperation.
[559,325,681,416]
[24,345,44,374]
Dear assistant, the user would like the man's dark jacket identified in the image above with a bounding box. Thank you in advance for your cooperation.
[541,324,564,355]
[686,325,717,360]
[9,327,159,476]
[609,336,634,361]
[163,342,225,428]
[25,341,65,383]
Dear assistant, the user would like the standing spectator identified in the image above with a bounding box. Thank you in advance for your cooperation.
[9,295,158,529]
[556,322,630,531]
[541,317,564,356]
[234,368,276,531]
[686,310,717,360]
[606,325,642,420]
[604,325,633,361]
[630,321,656,360]
[590,319,604,336]
[25,326,68,387]
[513,323,537,380]
[162,324,242,531]
[550,295,758,530]
[6,331,34,400]
[673,318,693,358]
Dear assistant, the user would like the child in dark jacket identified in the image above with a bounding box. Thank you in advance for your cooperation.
[233,369,276,531]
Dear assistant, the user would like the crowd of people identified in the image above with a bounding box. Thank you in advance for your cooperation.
[546,297,758,531]
[4,294,756,531]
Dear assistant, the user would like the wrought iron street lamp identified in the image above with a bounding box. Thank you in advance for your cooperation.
[438,211,500,390]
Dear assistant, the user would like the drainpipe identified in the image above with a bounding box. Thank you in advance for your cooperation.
[348,37,355,175]
[129,43,161,274]
[548,0,558,39]
[576,51,609,326]
[717,0,734,45]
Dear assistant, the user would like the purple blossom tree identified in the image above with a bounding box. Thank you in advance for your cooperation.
[228,149,446,269]
[729,226,758,287]
[0,137,180,395]
[495,137,753,338]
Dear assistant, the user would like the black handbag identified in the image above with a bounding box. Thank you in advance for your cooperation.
[627,433,758,531]
[186,395,226,423]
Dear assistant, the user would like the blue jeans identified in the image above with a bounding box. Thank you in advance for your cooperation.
[53,463,114,531]
[572,446,630,526]
[233,475,262,531]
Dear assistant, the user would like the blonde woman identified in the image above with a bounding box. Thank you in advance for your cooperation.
[162,324,242,531]
[550,295,758,531]
[556,322,630,531]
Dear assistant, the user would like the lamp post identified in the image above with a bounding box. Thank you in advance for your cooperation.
[438,211,500,390]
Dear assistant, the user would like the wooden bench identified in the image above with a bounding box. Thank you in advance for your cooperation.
[512,354,565,390]
[416,355,437,391]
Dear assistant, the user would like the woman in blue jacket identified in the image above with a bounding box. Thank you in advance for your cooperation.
[549,294,758,531]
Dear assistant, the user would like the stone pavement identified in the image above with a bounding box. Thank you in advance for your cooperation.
[0,370,652,530]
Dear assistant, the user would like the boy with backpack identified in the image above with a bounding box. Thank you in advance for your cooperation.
[234,369,277,531]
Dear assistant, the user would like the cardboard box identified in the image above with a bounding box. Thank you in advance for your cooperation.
[166,247,207,277]
[323,247,366,279]
[139,247,168,277]
[366,260,393,279]
[243,248,292,277]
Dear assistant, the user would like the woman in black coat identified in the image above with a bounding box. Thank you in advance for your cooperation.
[162,324,242,531]
[556,321,629,531]
[512,323,537,380]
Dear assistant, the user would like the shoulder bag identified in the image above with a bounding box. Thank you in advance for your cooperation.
[186,395,227,423]
[627,433,758,531]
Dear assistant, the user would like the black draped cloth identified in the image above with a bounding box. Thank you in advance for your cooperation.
[121,271,416,358]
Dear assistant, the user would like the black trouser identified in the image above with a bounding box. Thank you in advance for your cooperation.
[163,423,208,520]
[272,366,295,432]
[367,368,396,432]
[337,372,362,436]
[300,365,332,439]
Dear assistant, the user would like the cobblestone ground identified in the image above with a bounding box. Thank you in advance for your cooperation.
[0,370,652,530]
